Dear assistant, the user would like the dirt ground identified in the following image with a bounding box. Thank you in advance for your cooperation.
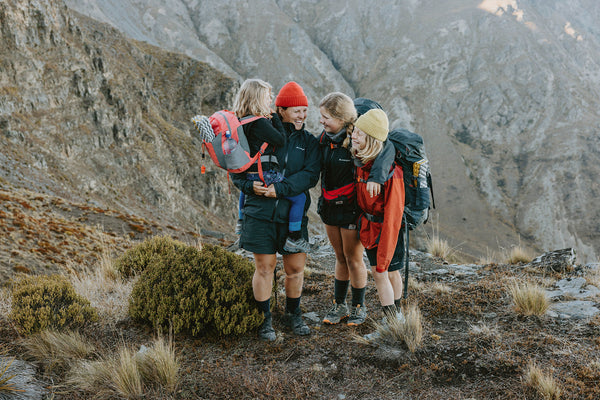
[2,187,600,399]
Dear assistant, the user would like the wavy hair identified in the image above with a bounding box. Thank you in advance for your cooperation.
[351,128,384,164]
[319,92,357,148]
[233,79,273,118]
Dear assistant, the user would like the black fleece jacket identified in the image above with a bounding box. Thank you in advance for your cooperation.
[231,121,320,223]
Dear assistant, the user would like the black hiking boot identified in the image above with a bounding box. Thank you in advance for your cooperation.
[282,309,310,336]
[258,314,276,342]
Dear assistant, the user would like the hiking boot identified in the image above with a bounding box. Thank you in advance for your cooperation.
[258,314,276,342]
[235,219,243,235]
[282,310,310,336]
[283,236,311,253]
[323,301,349,325]
[347,304,367,326]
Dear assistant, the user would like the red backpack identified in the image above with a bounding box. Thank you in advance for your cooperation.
[192,110,268,180]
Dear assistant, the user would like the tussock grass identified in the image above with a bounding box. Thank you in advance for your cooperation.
[70,262,133,325]
[113,348,144,399]
[135,336,179,392]
[524,361,561,400]
[360,304,424,352]
[22,330,95,374]
[478,247,498,265]
[431,282,451,295]
[0,357,21,394]
[468,322,500,340]
[0,288,11,319]
[407,277,424,292]
[585,263,600,290]
[67,336,179,398]
[426,235,452,260]
[506,245,533,265]
[509,281,550,316]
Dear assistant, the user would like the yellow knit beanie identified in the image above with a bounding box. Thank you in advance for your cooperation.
[355,109,389,141]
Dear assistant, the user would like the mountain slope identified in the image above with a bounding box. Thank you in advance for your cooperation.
[64,0,600,262]
[0,0,241,276]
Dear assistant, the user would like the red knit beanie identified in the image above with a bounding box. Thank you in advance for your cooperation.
[275,81,308,107]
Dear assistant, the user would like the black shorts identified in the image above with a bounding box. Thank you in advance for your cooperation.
[365,229,406,272]
[240,214,309,255]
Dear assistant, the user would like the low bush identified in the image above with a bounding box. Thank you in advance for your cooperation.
[114,235,188,278]
[129,240,262,336]
[10,275,98,335]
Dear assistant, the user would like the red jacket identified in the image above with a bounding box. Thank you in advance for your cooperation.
[356,161,405,272]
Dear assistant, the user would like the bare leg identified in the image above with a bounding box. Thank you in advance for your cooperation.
[371,266,394,307]
[252,253,277,301]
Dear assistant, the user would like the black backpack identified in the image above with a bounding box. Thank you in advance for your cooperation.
[388,128,435,299]
[388,128,435,230]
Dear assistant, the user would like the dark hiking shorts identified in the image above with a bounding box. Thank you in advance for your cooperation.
[240,214,309,255]
[365,229,406,272]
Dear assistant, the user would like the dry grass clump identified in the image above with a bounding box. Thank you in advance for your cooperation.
[426,234,452,260]
[135,336,179,393]
[468,322,501,343]
[506,245,533,265]
[0,288,11,319]
[478,247,498,265]
[430,282,451,295]
[361,304,424,352]
[67,336,179,398]
[70,263,133,325]
[21,330,95,374]
[524,361,561,400]
[509,280,550,316]
[0,357,20,394]
[585,263,600,289]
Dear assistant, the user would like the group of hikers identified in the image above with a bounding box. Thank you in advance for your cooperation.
[229,79,407,341]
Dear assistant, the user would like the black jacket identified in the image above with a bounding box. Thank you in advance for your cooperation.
[243,113,285,173]
[317,130,358,226]
[232,121,320,223]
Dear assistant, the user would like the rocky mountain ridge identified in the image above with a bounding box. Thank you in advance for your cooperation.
[1,0,599,267]
[63,0,600,262]
[1,0,243,276]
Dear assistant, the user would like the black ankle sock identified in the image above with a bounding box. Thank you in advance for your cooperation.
[383,305,396,318]
[289,231,301,240]
[394,298,401,310]
[351,286,366,307]
[286,296,301,314]
[256,299,271,315]
[334,279,350,304]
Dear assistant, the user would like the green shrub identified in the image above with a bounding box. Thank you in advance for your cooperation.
[10,275,98,335]
[114,235,188,278]
[129,242,262,336]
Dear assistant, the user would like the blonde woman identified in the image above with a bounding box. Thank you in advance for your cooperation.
[317,92,370,326]
[351,109,406,339]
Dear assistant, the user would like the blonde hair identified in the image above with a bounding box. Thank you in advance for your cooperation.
[352,128,384,164]
[319,92,357,148]
[233,79,272,118]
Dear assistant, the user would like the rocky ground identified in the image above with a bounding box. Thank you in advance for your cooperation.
[1,191,600,399]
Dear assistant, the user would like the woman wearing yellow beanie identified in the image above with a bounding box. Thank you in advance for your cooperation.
[352,109,407,339]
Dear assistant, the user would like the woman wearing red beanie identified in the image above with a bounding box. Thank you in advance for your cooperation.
[231,81,320,341]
